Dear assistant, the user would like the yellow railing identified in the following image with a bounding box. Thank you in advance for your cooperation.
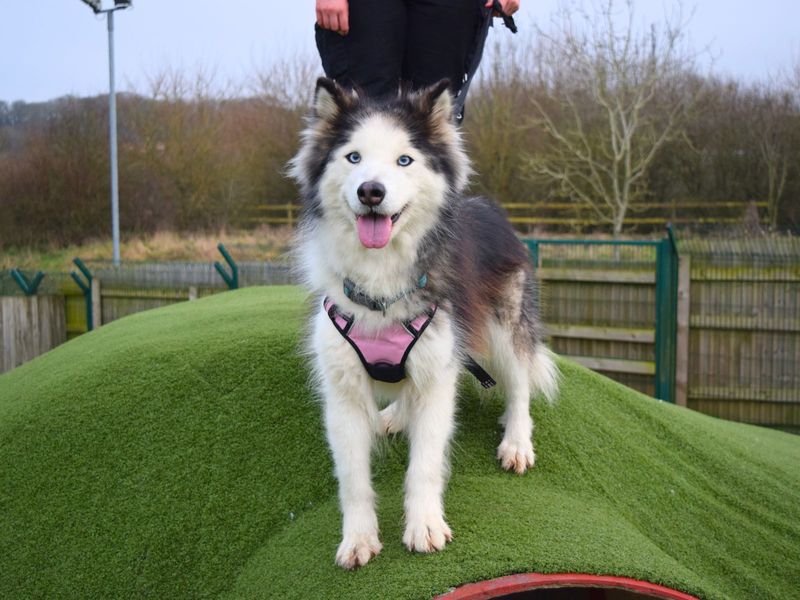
[245,201,768,228]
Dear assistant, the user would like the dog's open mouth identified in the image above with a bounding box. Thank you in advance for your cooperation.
[356,210,403,249]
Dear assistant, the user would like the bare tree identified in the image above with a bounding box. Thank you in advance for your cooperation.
[749,86,796,230]
[523,0,704,236]
[465,40,542,204]
[133,68,237,230]
[241,56,319,207]
[748,63,800,231]
[250,53,318,111]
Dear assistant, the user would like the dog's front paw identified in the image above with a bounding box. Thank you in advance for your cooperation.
[379,401,405,435]
[403,514,452,553]
[497,436,535,474]
[335,531,382,570]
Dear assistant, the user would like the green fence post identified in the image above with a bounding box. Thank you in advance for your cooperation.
[523,239,542,314]
[654,228,679,402]
[214,243,239,290]
[524,239,540,269]
[10,269,45,296]
[71,258,94,332]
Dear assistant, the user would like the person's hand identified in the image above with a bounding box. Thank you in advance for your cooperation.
[317,0,350,35]
[485,0,519,17]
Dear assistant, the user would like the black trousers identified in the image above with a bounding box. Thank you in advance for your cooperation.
[315,0,488,102]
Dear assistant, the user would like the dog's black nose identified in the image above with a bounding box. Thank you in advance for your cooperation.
[357,181,386,206]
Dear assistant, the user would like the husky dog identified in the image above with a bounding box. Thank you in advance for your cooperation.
[290,78,558,570]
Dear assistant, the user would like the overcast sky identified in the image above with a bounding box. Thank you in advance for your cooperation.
[1,0,798,103]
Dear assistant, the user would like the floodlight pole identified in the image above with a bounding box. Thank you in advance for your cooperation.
[107,8,120,266]
[82,1,131,266]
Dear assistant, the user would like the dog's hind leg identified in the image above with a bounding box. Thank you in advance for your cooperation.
[402,362,458,553]
[489,321,558,475]
[489,269,558,474]
[491,326,537,474]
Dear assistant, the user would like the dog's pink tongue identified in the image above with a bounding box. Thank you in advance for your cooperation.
[357,214,393,249]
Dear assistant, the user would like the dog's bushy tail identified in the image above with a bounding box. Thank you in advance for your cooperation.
[531,345,559,404]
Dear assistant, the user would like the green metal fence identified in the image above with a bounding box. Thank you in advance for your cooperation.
[4,236,798,429]
[525,233,679,403]
[0,245,291,345]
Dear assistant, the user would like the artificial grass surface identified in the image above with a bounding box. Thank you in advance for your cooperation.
[1,286,798,599]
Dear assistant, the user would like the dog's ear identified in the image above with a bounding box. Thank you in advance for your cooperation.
[415,79,454,127]
[314,77,356,122]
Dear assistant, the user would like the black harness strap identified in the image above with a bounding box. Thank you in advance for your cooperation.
[337,275,498,388]
[324,298,436,384]
[465,355,497,389]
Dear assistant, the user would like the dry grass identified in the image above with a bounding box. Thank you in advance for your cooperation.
[1,227,294,272]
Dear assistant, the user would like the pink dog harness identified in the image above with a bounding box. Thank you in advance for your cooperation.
[323,298,436,383]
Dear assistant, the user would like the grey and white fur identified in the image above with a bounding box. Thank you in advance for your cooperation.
[289,78,558,570]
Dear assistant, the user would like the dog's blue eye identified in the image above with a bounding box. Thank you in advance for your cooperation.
[397,155,414,167]
[346,152,361,164]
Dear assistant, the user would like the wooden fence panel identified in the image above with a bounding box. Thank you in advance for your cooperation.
[100,286,220,324]
[65,292,88,340]
[82,261,290,327]
[685,240,800,428]
[537,244,659,397]
[0,295,66,373]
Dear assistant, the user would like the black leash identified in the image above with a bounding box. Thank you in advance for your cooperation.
[453,0,518,122]
[492,0,518,34]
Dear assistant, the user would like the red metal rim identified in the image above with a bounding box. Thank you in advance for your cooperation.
[435,573,699,600]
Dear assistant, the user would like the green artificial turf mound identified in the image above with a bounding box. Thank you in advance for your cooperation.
[1,286,798,599]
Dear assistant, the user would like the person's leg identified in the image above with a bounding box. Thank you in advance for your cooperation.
[315,0,407,98]
[403,0,485,95]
